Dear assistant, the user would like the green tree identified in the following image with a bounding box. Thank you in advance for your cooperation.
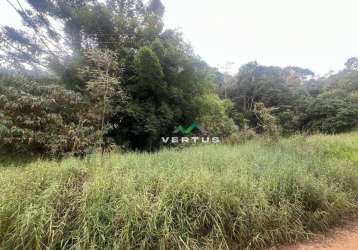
[118,46,169,150]
[0,0,163,76]
[297,90,358,133]
[226,62,316,133]
[80,49,127,149]
[0,72,102,157]
[0,0,261,152]
[108,30,230,150]
[194,94,237,137]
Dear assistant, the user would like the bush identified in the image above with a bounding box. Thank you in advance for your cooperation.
[298,90,358,133]
[0,75,101,157]
[193,94,238,137]
[253,102,281,142]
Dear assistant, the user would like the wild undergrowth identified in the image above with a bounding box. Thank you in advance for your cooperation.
[0,132,358,249]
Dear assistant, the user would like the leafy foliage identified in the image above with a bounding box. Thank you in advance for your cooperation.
[227,61,357,135]
[0,74,99,157]
[253,102,281,141]
[194,94,237,137]
[297,90,358,133]
[1,0,237,153]
[80,49,126,139]
[1,0,357,156]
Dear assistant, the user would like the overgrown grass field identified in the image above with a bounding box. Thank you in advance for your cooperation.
[1,133,358,249]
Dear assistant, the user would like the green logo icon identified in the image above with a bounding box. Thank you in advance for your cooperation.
[174,122,205,135]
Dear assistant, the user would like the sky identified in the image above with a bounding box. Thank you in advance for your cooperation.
[1,0,357,75]
[162,0,358,75]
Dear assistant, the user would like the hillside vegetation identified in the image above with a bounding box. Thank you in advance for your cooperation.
[1,0,357,157]
[1,132,357,249]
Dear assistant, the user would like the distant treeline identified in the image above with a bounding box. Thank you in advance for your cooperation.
[0,0,357,157]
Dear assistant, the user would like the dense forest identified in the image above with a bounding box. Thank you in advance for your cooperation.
[0,0,357,157]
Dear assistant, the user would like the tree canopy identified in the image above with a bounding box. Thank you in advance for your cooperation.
[0,0,357,156]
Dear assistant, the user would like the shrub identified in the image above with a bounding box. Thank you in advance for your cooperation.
[193,94,238,137]
[298,90,358,133]
[253,102,281,142]
[0,75,101,157]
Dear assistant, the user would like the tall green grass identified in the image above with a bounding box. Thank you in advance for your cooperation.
[1,133,358,249]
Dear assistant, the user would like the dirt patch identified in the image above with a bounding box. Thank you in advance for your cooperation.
[274,221,358,250]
